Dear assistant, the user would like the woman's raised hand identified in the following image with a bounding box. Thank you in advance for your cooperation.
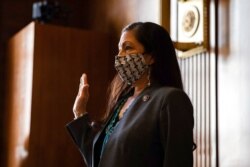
[73,73,89,119]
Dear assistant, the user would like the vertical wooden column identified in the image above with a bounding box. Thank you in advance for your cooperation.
[5,22,111,167]
[5,20,35,167]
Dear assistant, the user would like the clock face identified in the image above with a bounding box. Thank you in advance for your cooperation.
[181,5,200,37]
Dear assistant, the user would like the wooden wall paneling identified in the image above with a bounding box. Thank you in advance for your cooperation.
[173,0,218,166]
[5,22,111,167]
[178,50,214,167]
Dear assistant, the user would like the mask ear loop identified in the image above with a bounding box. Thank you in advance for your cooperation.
[142,52,153,87]
[147,66,151,87]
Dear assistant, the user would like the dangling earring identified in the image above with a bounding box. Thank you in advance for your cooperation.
[147,67,151,87]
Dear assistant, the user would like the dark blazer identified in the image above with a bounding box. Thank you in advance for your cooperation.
[66,84,194,167]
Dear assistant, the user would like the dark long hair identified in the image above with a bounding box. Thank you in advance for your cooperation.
[103,22,183,120]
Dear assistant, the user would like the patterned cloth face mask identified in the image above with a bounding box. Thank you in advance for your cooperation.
[114,53,149,85]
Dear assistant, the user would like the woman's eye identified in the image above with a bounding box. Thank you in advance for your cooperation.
[125,46,132,50]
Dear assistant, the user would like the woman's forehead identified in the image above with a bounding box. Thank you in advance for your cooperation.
[118,31,138,47]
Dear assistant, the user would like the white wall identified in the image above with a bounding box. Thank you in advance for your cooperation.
[218,0,250,166]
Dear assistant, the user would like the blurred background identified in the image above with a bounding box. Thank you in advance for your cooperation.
[0,0,250,167]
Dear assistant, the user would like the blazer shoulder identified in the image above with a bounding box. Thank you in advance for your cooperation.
[150,86,191,106]
[151,86,186,97]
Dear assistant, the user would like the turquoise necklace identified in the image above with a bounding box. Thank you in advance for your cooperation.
[100,93,131,157]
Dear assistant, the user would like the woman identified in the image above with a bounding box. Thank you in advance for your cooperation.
[66,22,195,167]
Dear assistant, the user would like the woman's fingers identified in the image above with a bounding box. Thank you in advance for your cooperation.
[73,73,90,118]
[81,73,88,85]
[80,73,89,98]
[78,73,89,97]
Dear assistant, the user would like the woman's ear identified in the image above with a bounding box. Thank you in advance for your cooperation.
[147,55,155,65]
[149,57,155,65]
